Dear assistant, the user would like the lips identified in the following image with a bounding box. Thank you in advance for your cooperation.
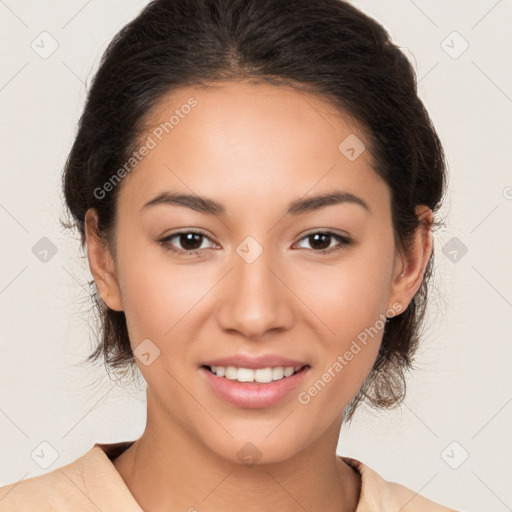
[199,354,311,409]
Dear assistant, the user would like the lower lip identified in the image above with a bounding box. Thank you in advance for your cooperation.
[199,366,310,409]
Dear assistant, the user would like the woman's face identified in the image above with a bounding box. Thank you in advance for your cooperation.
[90,80,408,463]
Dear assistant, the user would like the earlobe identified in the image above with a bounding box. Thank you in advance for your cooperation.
[84,209,124,312]
[388,206,433,314]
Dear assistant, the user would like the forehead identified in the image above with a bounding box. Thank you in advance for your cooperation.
[117,80,389,216]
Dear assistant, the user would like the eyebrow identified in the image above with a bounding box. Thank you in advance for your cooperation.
[142,190,371,216]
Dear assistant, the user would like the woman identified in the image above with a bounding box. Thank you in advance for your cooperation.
[0,0,459,510]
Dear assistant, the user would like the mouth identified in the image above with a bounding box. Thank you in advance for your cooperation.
[198,363,311,408]
[201,364,310,384]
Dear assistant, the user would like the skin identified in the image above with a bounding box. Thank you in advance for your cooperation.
[85,79,433,512]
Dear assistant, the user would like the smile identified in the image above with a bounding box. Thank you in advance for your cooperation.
[204,364,308,383]
[199,364,310,408]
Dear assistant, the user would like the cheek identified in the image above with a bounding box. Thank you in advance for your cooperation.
[292,238,394,406]
[295,239,394,340]
[114,232,212,347]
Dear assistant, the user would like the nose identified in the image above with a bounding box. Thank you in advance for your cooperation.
[215,241,296,340]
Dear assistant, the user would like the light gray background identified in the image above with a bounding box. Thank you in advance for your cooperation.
[1,1,511,510]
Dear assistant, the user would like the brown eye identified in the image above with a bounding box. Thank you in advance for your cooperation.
[175,232,204,251]
[295,231,352,254]
[307,233,332,250]
[160,231,217,256]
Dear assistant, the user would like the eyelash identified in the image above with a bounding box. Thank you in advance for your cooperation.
[159,230,353,257]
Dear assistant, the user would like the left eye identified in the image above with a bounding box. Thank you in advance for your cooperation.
[294,231,352,253]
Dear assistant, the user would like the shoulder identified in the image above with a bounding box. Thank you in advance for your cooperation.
[0,449,94,511]
[0,442,141,512]
[341,457,461,512]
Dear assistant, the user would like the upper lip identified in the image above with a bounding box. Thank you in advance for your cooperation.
[200,354,309,370]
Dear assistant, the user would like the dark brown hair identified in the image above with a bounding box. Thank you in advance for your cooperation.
[61,0,447,421]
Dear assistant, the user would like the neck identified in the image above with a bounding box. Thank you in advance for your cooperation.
[113,395,361,512]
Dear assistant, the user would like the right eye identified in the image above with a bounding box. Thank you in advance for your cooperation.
[159,230,218,256]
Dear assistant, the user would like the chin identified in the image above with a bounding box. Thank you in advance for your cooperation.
[193,421,313,467]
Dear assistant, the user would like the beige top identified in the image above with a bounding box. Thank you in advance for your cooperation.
[0,440,459,511]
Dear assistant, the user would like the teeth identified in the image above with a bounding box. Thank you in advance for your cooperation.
[272,367,284,380]
[283,367,295,377]
[209,365,303,383]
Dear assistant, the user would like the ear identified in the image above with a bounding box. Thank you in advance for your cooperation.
[387,205,433,316]
[84,208,124,312]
